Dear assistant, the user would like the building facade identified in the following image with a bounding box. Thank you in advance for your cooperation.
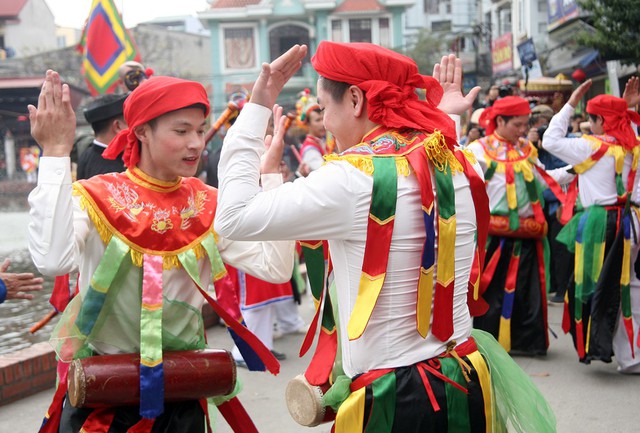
[198,0,413,114]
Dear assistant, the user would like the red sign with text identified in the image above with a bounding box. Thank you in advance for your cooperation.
[492,32,513,75]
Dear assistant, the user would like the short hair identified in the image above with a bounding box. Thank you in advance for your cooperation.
[318,76,351,103]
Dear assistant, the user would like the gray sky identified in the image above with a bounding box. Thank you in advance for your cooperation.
[44,0,211,29]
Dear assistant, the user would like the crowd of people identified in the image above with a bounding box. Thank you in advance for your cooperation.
[9,41,640,433]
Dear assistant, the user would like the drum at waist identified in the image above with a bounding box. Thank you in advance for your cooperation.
[488,214,547,239]
[68,349,236,408]
[286,374,337,427]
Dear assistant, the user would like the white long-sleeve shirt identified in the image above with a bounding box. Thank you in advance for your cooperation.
[543,103,640,206]
[216,103,480,377]
[28,157,294,357]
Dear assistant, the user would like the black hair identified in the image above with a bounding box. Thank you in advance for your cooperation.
[91,116,123,135]
[318,76,351,103]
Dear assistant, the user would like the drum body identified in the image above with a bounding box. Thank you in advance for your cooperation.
[285,374,336,427]
[68,349,236,408]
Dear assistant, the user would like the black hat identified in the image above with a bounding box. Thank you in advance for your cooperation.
[83,93,127,124]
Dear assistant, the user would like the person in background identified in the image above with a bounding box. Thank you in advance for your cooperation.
[543,78,640,374]
[468,96,574,356]
[76,94,128,179]
[117,60,152,93]
[295,89,327,171]
[527,125,573,303]
[0,258,43,304]
[458,124,483,147]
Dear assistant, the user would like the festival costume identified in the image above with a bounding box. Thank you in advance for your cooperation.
[544,100,640,371]
[216,41,555,432]
[468,97,573,356]
[28,76,294,433]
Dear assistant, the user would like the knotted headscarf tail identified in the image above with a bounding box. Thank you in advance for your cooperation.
[587,94,640,151]
[311,41,458,148]
[478,96,531,136]
[103,76,211,167]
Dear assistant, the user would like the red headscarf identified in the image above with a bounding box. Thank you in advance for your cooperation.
[103,76,210,167]
[478,96,531,136]
[586,94,640,151]
[310,41,457,146]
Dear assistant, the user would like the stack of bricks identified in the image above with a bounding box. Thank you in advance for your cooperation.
[0,342,56,406]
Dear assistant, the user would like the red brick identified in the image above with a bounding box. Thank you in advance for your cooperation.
[2,380,32,400]
[30,375,56,392]
[3,364,16,384]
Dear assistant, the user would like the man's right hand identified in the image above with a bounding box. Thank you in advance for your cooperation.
[27,70,76,157]
[568,79,592,108]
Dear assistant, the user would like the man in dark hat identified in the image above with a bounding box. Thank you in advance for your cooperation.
[76,93,128,179]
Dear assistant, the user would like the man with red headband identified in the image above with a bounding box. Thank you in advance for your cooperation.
[26,70,294,433]
[466,96,574,357]
[295,89,328,170]
[544,79,640,373]
[216,43,555,432]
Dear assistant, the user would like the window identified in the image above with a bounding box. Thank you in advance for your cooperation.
[330,17,391,45]
[349,19,372,43]
[431,20,452,32]
[379,18,390,47]
[269,24,311,76]
[332,20,343,42]
[223,27,256,69]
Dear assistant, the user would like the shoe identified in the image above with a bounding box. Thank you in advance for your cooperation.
[273,330,284,340]
[550,294,565,303]
[234,358,247,369]
[270,350,287,360]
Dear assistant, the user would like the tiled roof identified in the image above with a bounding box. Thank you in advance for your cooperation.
[334,0,385,13]
[209,0,262,9]
[0,0,27,17]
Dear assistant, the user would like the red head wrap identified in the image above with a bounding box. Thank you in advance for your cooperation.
[103,76,210,167]
[478,96,531,136]
[310,41,457,146]
[586,94,640,151]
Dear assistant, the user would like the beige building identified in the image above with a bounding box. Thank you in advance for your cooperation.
[0,0,57,58]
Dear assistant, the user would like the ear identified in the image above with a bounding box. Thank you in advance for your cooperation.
[112,118,125,134]
[348,85,367,118]
[133,123,150,143]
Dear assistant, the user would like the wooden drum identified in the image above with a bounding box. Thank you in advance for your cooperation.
[68,349,236,408]
[285,374,336,427]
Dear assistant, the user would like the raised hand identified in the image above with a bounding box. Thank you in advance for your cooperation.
[623,76,640,108]
[0,258,43,301]
[261,104,289,174]
[568,79,592,108]
[433,54,481,116]
[27,70,76,157]
[250,45,308,109]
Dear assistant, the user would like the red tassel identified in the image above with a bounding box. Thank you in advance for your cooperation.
[561,295,571,334]
[304,330,338,386]
[82,408,117,433]
[217,397,259,433]
[575,320,586,359]
[432,281,454,341]
[623,317,635,359]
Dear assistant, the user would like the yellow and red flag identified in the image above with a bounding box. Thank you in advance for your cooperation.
[78,0,141,95]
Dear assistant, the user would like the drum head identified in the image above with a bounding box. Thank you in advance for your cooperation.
[67,359,86,408]
[285,375,326,427]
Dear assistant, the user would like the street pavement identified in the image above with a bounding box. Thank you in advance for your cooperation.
[0,211,639,432]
